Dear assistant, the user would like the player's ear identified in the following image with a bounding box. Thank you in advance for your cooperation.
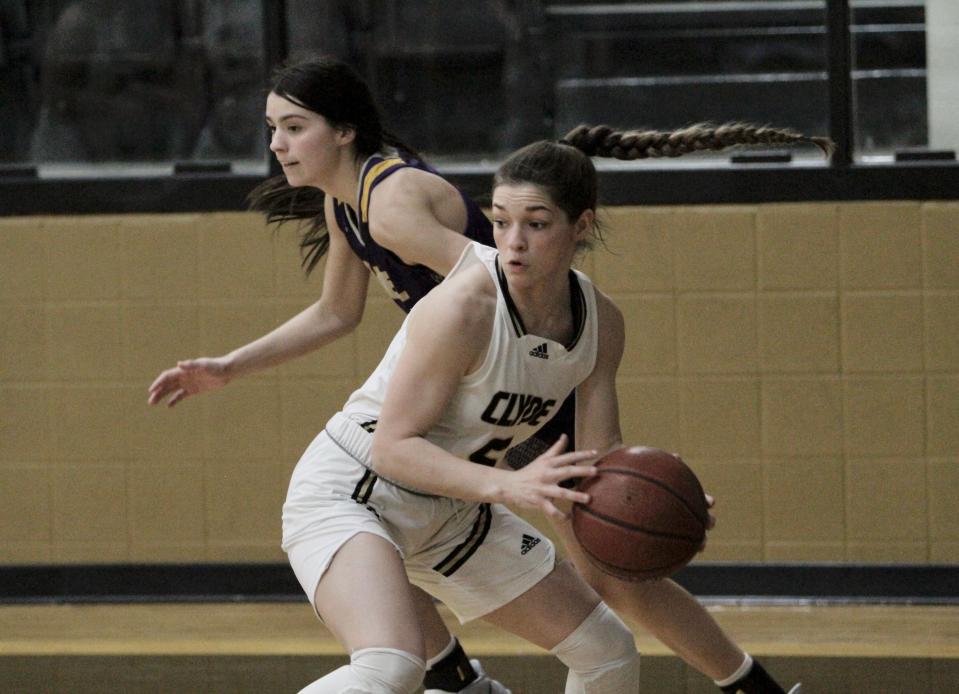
[336,126,356,146]
[573,209,594,242]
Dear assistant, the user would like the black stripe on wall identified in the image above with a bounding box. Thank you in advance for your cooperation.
[1,563,956,605]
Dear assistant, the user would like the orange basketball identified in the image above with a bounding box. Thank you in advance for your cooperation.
[572,446,708,581]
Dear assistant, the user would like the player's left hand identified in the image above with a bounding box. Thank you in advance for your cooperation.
[698,493,716,553]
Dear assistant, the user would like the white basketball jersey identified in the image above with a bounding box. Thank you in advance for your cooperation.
[342,242,599,467]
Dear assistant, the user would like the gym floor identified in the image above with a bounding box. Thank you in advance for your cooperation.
[2,601,957,692]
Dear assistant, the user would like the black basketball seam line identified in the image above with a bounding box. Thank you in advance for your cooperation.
[596,466,706,522]
[576,505,704,542]
[581,544,687,575]
[592,466,708,525]
[589,554,690,577]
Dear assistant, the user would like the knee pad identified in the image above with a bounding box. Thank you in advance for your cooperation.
[298,647,426,694]
[349,647,425,694]
[550,602,640,693]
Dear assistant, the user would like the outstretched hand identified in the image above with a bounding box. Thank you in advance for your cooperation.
[501,434,598,520]
[147,357,231,407]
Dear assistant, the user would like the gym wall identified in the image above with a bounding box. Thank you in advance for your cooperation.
[0,201,956,565]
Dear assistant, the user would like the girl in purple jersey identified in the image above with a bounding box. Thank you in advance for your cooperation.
[149,55,826,694]
[149,55,510,694]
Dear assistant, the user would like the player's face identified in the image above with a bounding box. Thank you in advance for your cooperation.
[491,183,592,288]
[265,92,352,189]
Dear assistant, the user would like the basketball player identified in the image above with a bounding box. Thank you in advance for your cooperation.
[148,56,820,693]
[281,160,650,690]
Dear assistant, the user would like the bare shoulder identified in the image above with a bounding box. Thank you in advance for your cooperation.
[370,166,466,229]
[374,165,457,203]
[365,165,471,272]
[593,288,625,333]
[410,261,496,339]
[592,287,626,356]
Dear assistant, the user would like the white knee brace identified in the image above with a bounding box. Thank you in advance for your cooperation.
[298,647,426,694]
[550,602,640,694]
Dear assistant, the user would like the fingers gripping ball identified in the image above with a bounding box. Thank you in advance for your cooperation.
[571,446,709,581]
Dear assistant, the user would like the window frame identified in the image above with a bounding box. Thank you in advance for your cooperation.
[1,0,956,216]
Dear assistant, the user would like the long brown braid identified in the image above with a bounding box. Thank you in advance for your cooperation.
[561,122,835,160]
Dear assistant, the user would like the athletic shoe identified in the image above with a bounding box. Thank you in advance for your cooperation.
[786,685,802,694]
[424,659,512,694]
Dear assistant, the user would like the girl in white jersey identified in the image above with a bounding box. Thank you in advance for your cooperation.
[281,142,641,693]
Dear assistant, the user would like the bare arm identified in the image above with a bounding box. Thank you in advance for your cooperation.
[148,197,370,406]
[370,272,595,516]
[573,293,716,527]
[366,167,476,276]
[574,291,627,455]
[220,197,370,376]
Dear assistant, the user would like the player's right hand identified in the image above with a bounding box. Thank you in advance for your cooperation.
[503,434,598,519]
[147,357,231,407]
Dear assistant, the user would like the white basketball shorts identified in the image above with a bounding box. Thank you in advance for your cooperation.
[281,412,555,623]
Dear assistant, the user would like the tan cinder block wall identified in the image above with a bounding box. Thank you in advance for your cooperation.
[0,202,957,565]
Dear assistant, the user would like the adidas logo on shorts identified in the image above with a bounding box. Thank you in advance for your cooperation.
[520,534,541,555]
[529,342,549,360]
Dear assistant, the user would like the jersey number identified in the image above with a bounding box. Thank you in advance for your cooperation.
[468,436,515,467]
[364,261,411,302]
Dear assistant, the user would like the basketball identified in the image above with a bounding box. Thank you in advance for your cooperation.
[571,446,709,581]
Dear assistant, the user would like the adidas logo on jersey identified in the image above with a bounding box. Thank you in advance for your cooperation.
[520,534,541,555]
[529,343,549,359]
